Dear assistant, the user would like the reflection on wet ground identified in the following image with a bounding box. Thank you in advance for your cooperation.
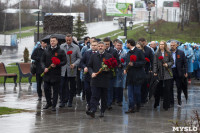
[0,82,200,133]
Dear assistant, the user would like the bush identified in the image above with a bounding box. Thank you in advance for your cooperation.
[23,47,29,63]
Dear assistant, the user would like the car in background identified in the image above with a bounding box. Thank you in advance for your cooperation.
[113,17,119,25]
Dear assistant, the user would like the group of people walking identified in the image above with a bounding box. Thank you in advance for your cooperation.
[31,34,190,118]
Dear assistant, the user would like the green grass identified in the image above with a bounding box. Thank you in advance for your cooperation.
[0,107,25,115]
[0,65,36,83]
[96,21,200,43]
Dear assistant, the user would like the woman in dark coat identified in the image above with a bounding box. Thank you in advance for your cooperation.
[153,41,174,111]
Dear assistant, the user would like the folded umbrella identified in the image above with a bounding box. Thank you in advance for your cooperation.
[181,77,188,103]
[149,75,159,100]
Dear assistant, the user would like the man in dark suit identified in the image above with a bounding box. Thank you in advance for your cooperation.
[41,36,67,111]
[103,37,120,110]
[170,41,188,107]
[138,38,154,104]
[31,41,47,101]
[86,41,112,118]
[80,40,98,109]
[124,39,146,113]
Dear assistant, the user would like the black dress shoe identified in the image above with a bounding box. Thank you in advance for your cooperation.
[38,97,42,101]
[51,107,56,111]
[82,96,85,100]
[154,103,159,109]
[99,112,104,118]
[125,109,135,113]
[107,106,112,110]
[43,104,52,109]
[59,103,65,108]
[136,104,140,112]
[86,110,95,118]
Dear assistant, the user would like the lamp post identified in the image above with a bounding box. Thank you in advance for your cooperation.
[119,17,133,39]
[19,0,21,43]
[146,27,156,42]
[37,0,40,42]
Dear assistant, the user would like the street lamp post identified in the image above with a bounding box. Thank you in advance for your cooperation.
[119,17,133,39]
[19,0,21,43]
[146,28,156,42]
[37,0,40,42]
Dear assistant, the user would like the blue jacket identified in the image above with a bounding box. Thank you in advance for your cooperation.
[183,44,194,73]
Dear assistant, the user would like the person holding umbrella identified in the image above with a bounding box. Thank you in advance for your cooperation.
[170,41,188,107]
[153,41,174,111]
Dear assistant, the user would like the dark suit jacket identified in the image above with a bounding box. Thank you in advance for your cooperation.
[126,47,146,85]
[80,50,95,81]
[31,47,45,74]
[41,45,67,83]
[172,49,188,77]
[144,46,154,72]
[88,51,112,88]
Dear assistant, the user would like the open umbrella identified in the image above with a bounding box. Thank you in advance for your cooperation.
[42,34,66,45]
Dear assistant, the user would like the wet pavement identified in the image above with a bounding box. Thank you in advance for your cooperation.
[0,81,200,133]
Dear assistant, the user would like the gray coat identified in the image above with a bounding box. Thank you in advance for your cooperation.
[153,50,174,80]
[60,42,81,77]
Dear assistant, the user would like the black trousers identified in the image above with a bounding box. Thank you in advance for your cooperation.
[170,68,183,104]
[90,86,107,113]
[44,81,60,107]
[141,79,149,103]
[76,70,82,95]
[154,79,171,109]
[59,76,69,103]
[84,81,91,105]
[36,73,43,98]
[67,77,76,103]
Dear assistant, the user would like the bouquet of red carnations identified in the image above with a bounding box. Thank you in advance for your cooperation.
[41,57,60,77]
[96,57,118,76]
[125,55,137,71]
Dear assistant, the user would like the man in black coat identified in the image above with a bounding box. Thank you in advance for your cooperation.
[31,41,47,101]
[41,36,67,111]
[124,39,146,113]
[80,40,98,109]
[138,38,154,104]
[86,41,112,118]
[103,37,120,110]
[170,41,188,107]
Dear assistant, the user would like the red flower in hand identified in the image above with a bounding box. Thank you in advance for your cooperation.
[158,56,164,60]
[130,55,137,62]
[145,57,150,62]
[67,51,73,55]
[121,58,125,63]
[51,57,61,65]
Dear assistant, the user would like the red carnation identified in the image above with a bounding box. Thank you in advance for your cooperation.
[158,56,164,60]
[130,55,137,62]
[147,84,150,88]
[121,58,125,63]
[41,57,61,77]
[51,57,61,65]
[67,51,73,55]
[145,57,150,62]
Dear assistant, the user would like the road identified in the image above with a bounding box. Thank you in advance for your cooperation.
[0,21,144,65]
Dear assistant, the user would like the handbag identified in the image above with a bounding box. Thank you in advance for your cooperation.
[30,61,36,75]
